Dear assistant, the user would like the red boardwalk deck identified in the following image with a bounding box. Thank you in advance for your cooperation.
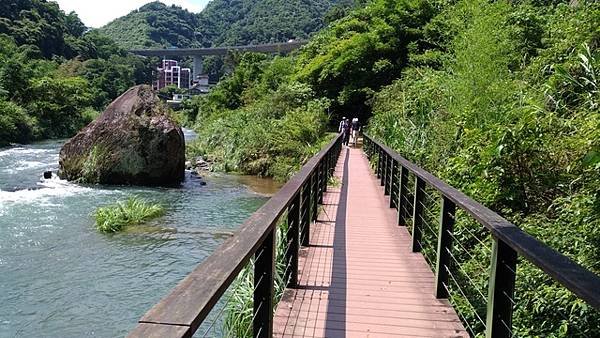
[274,147,468,337]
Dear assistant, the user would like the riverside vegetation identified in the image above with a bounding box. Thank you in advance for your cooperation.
[93,197,165,233]
[0,1,156,147]
[179,0,600,336]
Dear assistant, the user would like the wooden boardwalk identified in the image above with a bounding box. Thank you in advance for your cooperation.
[274,147,468,337]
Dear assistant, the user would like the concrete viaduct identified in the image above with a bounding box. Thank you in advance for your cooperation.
[129,41,306,81]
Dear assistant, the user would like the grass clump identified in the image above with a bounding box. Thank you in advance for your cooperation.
[94,196,165,233]
[222,219,290,337]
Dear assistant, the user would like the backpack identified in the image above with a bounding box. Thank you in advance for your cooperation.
[343,120,351,131]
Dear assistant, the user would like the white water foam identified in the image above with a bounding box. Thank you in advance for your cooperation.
[0,177,96,208]
[0,147,55,158]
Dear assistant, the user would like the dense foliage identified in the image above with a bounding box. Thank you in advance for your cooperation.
[0,1,154,147]
[295,0,437,120]
[197,0,356,46]
[186,53,332,180]
[0,0,84,58]
[100,0,355,50]
[98,2,201,49]
[364,0,600,336]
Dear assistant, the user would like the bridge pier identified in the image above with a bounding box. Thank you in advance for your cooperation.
[192,55,203,82]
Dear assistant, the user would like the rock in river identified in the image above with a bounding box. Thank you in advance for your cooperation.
[59,85,185,186]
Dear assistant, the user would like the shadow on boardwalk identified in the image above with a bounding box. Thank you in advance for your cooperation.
[274,147,467,337]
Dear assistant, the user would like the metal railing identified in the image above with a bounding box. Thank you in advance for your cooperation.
[363,134,600,337]
[127,134,342,338]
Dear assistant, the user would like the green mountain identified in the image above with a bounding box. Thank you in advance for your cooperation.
[99,0,354,49]
[98,2,200,49]
[0,0,87,58]
[0,0,155,146]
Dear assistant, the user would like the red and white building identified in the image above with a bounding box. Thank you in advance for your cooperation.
[153,59,192,90]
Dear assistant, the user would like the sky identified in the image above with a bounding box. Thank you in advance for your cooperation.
[54,0,211,28]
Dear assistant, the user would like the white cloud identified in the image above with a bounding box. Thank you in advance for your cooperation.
[53,0,210,28]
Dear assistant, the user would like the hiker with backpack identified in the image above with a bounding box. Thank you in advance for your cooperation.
[351,117,360,147]
[340,117,351,146]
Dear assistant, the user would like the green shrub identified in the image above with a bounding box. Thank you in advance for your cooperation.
[0,99,37,146]
[93,196,165,233]
[188,54,332,181]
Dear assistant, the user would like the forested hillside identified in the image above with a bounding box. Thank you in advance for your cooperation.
[185,0,599,335]
[0,0,154,146]
[98,2,201,49]
[99,0,355,49]
[196,0,355,46]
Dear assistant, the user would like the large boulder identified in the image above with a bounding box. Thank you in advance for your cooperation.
[59,85,185,186]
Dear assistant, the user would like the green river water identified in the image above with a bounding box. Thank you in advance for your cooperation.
[0,130,271,337]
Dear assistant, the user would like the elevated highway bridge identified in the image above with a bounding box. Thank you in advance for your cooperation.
[130,41,306,80]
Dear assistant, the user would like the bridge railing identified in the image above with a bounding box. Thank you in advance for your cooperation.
[363,134,600,338]
[127,134,342,338]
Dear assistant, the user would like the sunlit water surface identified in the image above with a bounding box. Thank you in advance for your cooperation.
[0,130,268,337]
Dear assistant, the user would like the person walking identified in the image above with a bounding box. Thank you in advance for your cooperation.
[351,117,360,147]
[342,118,351,146]
[338,117,347,134]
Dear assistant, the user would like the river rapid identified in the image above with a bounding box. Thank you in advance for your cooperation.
[0,130,270,337]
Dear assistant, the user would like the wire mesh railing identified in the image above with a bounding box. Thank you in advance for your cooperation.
[128,134,342,338]
[364,134,600,338]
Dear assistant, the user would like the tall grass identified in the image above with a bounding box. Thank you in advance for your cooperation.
[222,218,290,337]
[93,196,165,233]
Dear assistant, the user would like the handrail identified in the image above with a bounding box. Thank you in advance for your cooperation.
[363,134,600,337]
[128,133,342,338]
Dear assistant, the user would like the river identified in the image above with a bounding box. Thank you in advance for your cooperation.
[0,130,272,337]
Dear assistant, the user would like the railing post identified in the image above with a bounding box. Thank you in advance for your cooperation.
[376,147,382,178]
[329,150,335,177]
[311,171,318,222]
[412,177,425,252]
[285,194,300,287]
[397,166,409,226]
[322,155,328,193]
[254,228,275,338]
[381,153,387,187]
[485,238,517,338]
[316,164,320,202]
[300,183,310,246]
[384,156,392,196]
[388,160,396,207]
[435,196,455,298]
[317,162,323,204]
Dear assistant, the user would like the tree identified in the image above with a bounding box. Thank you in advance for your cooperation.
[26,76,92,138]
